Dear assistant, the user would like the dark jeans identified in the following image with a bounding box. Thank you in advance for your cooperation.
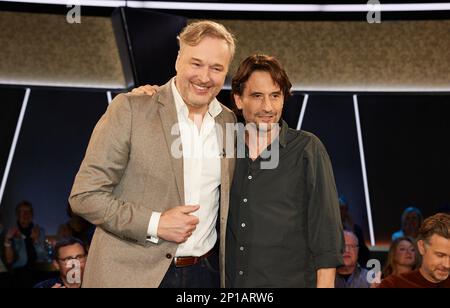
[159,251,220,288]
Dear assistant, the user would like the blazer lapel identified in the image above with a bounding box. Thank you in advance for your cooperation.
[157,80,185,205]
[215,111,232,231]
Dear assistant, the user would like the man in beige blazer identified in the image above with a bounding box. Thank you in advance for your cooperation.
[69,21,236,288]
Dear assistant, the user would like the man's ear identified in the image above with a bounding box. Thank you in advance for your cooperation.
[175,55,180,73]
[175,50,182,73]
[53,260,60,271]
[233,94,243,110]
[417,239,426,256]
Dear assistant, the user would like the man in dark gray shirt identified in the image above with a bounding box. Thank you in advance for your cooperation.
[226,54,344,288]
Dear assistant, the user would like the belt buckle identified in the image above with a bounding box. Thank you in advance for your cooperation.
[173,256,192,268]
[173,257,181,266]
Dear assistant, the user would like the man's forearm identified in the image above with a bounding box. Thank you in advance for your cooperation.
[316,268,336,288]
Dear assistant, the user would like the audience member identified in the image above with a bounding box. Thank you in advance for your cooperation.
[382,237,420,279]
[34,238,87,288]
[0,214,11,288]
[57,204,94,247]
[392,206,423,241]
[335,231,370,288]
[3,201,48,287]
[339,196,371,267]
[380,213,450,288]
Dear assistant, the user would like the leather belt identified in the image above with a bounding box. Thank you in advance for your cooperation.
[173,248,216,268]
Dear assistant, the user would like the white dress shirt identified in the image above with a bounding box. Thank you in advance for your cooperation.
[147,79,222,257]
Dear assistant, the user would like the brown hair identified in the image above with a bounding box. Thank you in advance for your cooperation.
[54,237,87,261]
[231,54,292,99]
[417,213,450,243]
[382,237,420,278]
[231,55,292,119]
[178,20,236,60]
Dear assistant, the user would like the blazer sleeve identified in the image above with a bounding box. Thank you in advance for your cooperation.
[69,94,152,245]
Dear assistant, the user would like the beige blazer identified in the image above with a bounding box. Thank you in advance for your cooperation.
[69,79,236,288]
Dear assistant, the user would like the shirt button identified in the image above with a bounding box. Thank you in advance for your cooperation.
[239,271,244,276]
[166,253,172,259]
[248,175,253,180]
[241,223,246,228]
[243,198,248,203]
[240,246,244,251]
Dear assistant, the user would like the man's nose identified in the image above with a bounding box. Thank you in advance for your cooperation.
[261,97,273,112]
[198,67,210,83]
[444,257,450,270]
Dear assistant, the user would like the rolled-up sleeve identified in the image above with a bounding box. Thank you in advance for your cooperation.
[306,141,344,270]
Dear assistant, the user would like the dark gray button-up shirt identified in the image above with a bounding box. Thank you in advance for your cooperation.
[226,121,344,288]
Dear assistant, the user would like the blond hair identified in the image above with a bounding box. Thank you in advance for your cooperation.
[178,20,236,60]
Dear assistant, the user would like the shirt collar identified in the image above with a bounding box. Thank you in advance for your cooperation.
[240,120,289,165]
[171,78,222,119]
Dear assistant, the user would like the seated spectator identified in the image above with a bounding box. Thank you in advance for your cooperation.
[382,237,420,279]
[379,213,450,288]
[34,238,87,288]
[57,204,94,247]
[1,214,12,288]
[392,206,423,241]
[335,230,370,288]
[3,201,48,287]
[339,196,371,267]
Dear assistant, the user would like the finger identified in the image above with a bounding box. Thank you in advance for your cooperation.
[143,85,159,91]
[185,227,195,235]
[188,216,200,225]
[142,87,157,95]
[180,205,200,214]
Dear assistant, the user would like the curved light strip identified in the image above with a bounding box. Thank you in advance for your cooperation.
[3,1,450,12]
